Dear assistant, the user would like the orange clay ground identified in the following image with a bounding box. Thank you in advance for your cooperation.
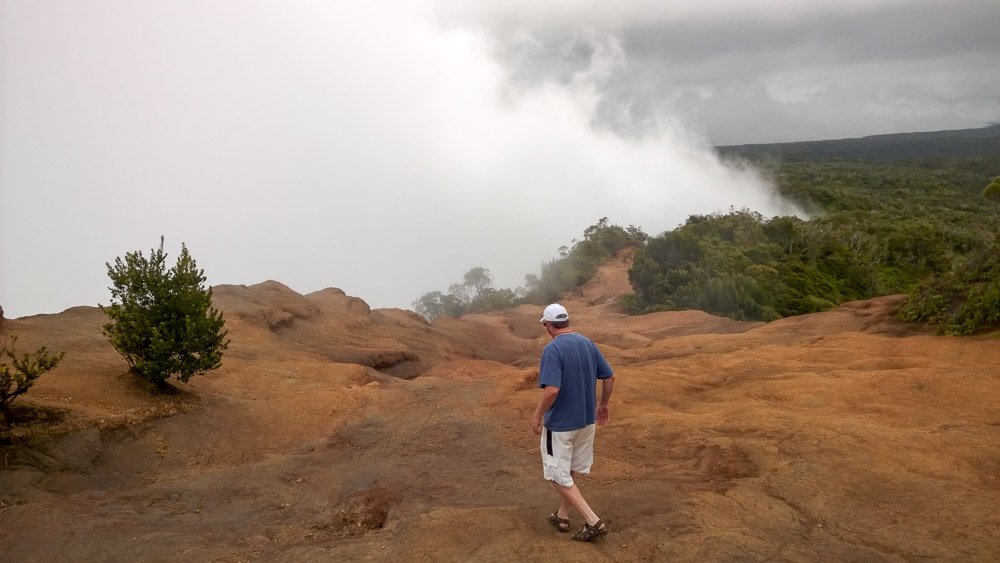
[1,253,998,561]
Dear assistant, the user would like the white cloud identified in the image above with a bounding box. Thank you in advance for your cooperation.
[1,1,806,318]
[438,0,1000,144]
[435,0,919,31]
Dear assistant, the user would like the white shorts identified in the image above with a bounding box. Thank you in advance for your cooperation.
[540,424,596,487]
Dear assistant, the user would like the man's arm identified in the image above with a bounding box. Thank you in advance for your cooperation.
[531,386,560,434]
[597,376,614,425]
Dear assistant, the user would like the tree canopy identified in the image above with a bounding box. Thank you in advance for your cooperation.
[983,176,1000,202]
[625,156,1000,333]
[102,238,230,386]
[410,152,1000,335]
[413,218,646,321]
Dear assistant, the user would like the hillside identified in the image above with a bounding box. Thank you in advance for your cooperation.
[716,123,1000,161]
[629,129,1000,333]
[2,254,998,561]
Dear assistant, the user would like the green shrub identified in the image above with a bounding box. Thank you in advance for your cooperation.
[900,238,1000,335]
[1,335,64,425]
[102,238,229,387]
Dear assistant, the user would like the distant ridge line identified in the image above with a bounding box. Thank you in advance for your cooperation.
[716,124,1000,161]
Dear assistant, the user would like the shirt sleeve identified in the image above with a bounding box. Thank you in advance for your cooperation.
[593,343,613,379]
[538,346,563,388]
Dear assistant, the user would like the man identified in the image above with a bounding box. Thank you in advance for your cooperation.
[531,303,614,542]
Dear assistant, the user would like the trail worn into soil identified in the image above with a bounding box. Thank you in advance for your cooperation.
[2,254,999,561]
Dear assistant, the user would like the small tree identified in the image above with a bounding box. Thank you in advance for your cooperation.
[102,238,229,387]
[1,335,65,425]
[983,176,1000,202]
[413,290,466,322]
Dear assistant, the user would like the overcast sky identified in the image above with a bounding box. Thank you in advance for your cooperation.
[2,0,998,318]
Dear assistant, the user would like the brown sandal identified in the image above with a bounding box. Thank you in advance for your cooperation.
[547,512,571,533]
[572,519,609,542]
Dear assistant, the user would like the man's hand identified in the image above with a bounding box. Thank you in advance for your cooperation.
[597,377,614,426]
[531,413,543,434]
[597,404,610,425]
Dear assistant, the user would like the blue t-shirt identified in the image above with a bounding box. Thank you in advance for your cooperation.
[538,332,614,432]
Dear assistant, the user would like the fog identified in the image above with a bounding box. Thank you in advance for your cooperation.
[2,1,995,318]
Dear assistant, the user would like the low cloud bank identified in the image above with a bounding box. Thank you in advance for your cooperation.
[2,1,799,318]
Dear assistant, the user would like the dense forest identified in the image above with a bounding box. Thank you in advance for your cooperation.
[415,125,1000,335]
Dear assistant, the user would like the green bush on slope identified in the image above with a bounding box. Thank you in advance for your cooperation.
[900,237,1000,335]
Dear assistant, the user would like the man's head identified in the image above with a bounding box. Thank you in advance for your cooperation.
[540,303,570,331]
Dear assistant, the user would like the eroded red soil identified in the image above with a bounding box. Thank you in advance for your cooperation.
[2,254,998,561]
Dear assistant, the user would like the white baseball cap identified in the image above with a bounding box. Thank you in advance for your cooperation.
[540,303,569,323]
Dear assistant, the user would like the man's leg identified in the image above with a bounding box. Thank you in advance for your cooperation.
[556,492,572,520]
[551,471,600,526]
